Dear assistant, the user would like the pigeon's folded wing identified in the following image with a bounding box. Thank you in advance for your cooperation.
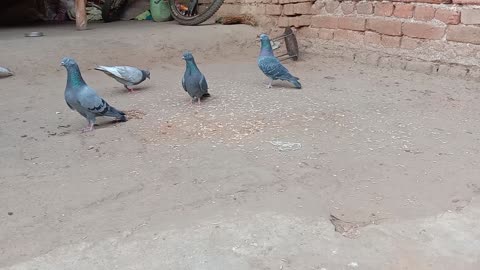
[182,76,187,92]
[199,74,208,92]
[114,66,143,83]
[78,90,109,116]
[260,57,291,80]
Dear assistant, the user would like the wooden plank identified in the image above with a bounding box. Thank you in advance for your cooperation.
[75,0,87,30]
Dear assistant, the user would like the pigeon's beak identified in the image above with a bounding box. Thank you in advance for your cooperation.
[60,62,65,66]
[181,56,185,60]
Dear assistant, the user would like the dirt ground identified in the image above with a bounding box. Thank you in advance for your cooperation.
[1,21,479,269]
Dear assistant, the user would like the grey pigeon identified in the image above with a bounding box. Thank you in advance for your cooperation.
[0,66,14,78]
[61,57,127,132]
[94,65,150,92]
[257,34,301,89]
[182,51,210,104]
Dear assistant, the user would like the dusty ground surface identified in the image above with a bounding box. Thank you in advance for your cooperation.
[1,21,480,269]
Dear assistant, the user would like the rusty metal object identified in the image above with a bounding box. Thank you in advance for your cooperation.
[271,27,299,62]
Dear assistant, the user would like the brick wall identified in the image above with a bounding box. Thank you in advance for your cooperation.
[217,0,480,73]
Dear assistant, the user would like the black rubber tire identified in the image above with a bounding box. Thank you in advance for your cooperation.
[102,0,128,23]
[168,0,225,26]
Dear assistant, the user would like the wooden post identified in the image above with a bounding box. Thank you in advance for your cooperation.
[75,0,87,30]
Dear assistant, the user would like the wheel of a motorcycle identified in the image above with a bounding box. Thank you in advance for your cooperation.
[168,0,225,26]
[102,0,128,22]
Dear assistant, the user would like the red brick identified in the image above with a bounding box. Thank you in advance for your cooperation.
[437,64,468,77]
[401,36,423,49]
[467,68,480,80]
[366,18,402,36]
[378,57,407,70]
[293,2,313,14]
[435,9,460,25]
[447,25,480,44]
[402,22,445,40]
[311,15,339,29]
[381,35,401,47]
[266,4,283,15]
[414,6,435,21]
[357,2,373,15]
[405,61,435,74]
[453,0,480,3]
[334,29,365,43]
[298,27,319,38]
[341,2,355,15]
[393,4,414,19]
[283,4,295,15]
[312,1,325,15]
[338,17,366,31]
[291,15,312,27]
[318,29,335,40]
[325,1,340,13]
[278,16,289,27]
[416,0,451,3]
[461,9,480,25]
[365,31,381,46]
[374,2,394,17]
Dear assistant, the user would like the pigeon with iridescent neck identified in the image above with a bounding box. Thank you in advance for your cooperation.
[257,34,301,89]
[61,57,127,132]
[181,51,210,104]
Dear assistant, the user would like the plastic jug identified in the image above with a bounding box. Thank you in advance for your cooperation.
[150,0,172,22]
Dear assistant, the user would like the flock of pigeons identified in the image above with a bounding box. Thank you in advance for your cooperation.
[62,34,302,132]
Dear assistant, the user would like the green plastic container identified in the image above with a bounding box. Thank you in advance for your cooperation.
[150,0,172,22]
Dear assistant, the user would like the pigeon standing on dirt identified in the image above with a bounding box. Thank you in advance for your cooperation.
[257,34,301,89]
[61,57,127,132]
[0,66,14,78]
[182,51,210,104]
[94,65,150,92]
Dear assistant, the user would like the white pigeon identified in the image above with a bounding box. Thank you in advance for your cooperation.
[95,65,150,92]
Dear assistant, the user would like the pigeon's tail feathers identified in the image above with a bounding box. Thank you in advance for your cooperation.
[94,66,116,77]
[94,66,108,72]
[202,92,211,98]
[289,78,302,89]
[104,103,127,122]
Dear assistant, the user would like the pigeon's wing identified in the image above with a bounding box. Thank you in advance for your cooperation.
[65,100,74,110]
[199,74,208,92]
[181,76,187,92]
[96,66,142,84]
[77,87,110,116]
[259,57,293,80]
[114,66,143,83]
[64,87,76,110]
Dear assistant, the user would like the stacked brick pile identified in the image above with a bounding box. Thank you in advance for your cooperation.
[220,0,480,55]
[277,1,475,48]
[217,0,480,75]
[221,0,480,47]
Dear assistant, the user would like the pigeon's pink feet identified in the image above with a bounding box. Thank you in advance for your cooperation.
[124,85,135,93]
[81,123,94,133]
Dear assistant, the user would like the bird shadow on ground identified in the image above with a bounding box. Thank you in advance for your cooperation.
[270,81,301,89]
[130,86,150,92]
[107,86,151,95]
[91,120,126,131]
